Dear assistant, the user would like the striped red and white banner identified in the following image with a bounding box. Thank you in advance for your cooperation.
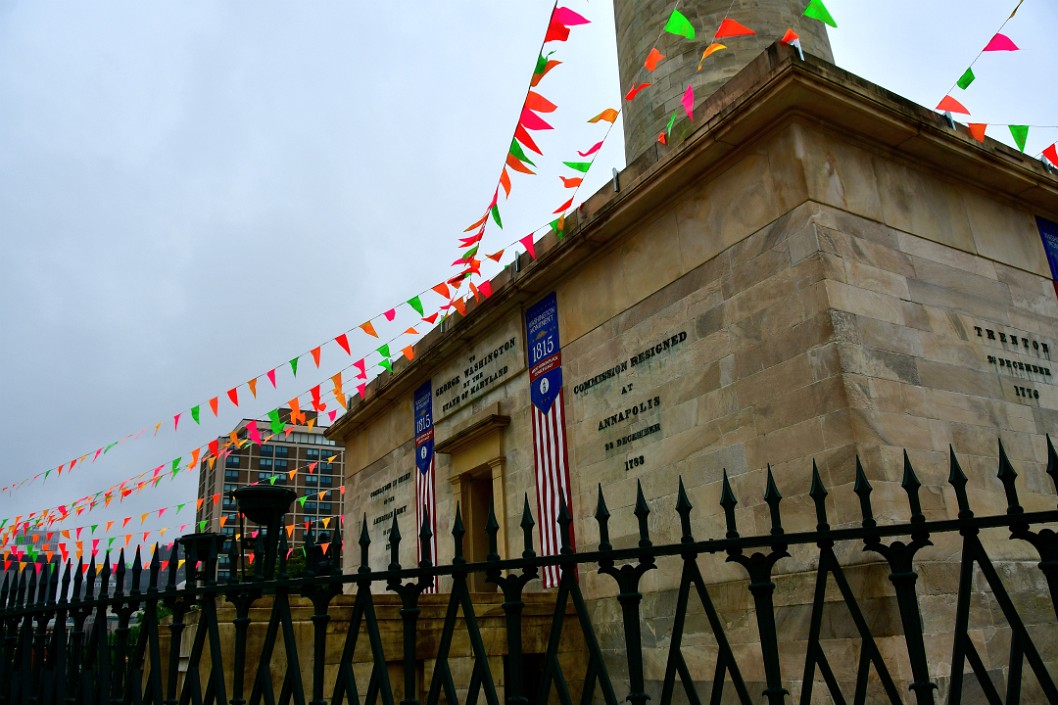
[531,387,575,588]
[525,292,575,588]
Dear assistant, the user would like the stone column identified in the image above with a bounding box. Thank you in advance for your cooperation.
[613,0,834,163]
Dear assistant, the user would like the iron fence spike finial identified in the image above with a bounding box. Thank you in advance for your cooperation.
[947,445,973,519]
[901,451,925,523]
[557,488,574,553]
[85,555,97,599]
[26,565,38,606]
[676,475,694,543]
[595,484,612,551]
[452,502,466,564]
[635,480,652,547]
[485,500,500,563]
[1046,434,1058,498]
[764,465,784,537]
[166,541,179,590]
[809,461,829,532]
[73,556,84,599]
[997,439,1024,515]
[59,561,72,605]
[720,469,739,539]
[359,513,371,574]
[115,548,126,597]
[520,494,536,559]
[388,514,402,572]
[48,556,60,604]
[854,456,876,528]
[419,504,434,568]
[148,544,160,591]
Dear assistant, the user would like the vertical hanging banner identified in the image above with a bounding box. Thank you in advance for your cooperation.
[413,380,438,593]
[1037,216,1058,299]
[525,292,575,588]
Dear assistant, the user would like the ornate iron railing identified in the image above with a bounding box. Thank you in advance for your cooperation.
[1,439,1057,705]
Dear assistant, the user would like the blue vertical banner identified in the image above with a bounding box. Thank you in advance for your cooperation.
[413,380,437,591]
[1037,216,1058,299]
[524,292,575,587]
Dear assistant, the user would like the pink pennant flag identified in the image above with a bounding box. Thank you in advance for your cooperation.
[519,234,537,260]
[353,359,367,379]
[328,410,338,423]
[247,420,261,445]
[681,85,695,120]
[578,141,603,157]
[983,33,1018,51]
[267,368,277,388]
[520,109,554,131]
[383,308,396,322]
[357,383,367,399]
[553,7,589,26]
[173,413,181,431]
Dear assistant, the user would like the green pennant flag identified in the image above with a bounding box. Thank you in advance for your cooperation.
[663,9,695,39]
[378,344,390,359]
[268,408,285,435]
[176,503,186,514]
[956,67,975,90]
[172,457,181,473]
[289,357,299,377]
[44,470,51,481]
[107,537,116,548]
[804,0,837,27]
[666,112,677,135]
[462,245,479,261]
[191,405,201,424]
[379,358,393,373]
[91,524,99,535]
[563,161,592,173]
[199,520,208,532]
[299,495,308,507]
[104,441,119,453]
[269,475,277,485]
[407,296,424,316]
[490,204,503,228]
[550,218,565,240]
[1009,125,1029,152]
[509,139,536,167]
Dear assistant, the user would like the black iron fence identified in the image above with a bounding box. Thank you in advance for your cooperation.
[2,439,1058,705]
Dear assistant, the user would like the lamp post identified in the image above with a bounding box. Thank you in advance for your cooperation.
[232,485,297,580]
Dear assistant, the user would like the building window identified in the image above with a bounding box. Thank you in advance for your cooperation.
[319,503,332,513]
[226,455,240,468]
[274,459,288,470]
[224,469,239,481]
[259,458,272,470]
[274,445,289,457]
[304,500,317,511]
[306,448,320,459]
[318,462,332,472]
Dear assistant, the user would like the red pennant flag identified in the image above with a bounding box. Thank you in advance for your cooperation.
[514,125,543,155]
[658,132,668,145]
[310,346,321,367]
[335,334,351,355]
[520,234,537,260]
[1044,144,1058,168]
[208,439,219,458]
[360,321,378,338]
[227,388,239,407]
[422,313,439,325]
[644,48,665,71]
[544,20,570,43]
[781,28,800,45]
[209,397,219,416]
[967,123,988,142]
[478,282,493,298]
[554,197,574,214]
[935,95,970,115]
[714,18,755,38]
[625,83,652,101]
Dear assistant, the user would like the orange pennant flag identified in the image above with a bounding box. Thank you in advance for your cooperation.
[499,168,512,198]
[588,108,619,124]
[289,397,306,425]
[432,283,450,299]
[968,123,988,142]
[248,378,258,398]
[936,95,970,115]
[359,321,378,338]
[486,250,504,262]
[404,326,419,335]
[209,397,219,416]
[464,212,489,232]
[644,48,665,71]
[288,469,297,479]
[714,18,754,38]
[402,346,415,361]
[219,516,228,529]
[524,91,558,113]
[310,346,321,367]
[286,524,295,538]
[451,298,467,316]
[196,497,205,510]
[560,176,583,188]
[318,490,328,500]
[506,152,536,175]
[323,517,332,529]
[698,43,727,69]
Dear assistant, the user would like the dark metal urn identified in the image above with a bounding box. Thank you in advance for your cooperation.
[232,485,297,580]
[176,532,226,586]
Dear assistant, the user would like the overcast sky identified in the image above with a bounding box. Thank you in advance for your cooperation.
[1,0,1055,558]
